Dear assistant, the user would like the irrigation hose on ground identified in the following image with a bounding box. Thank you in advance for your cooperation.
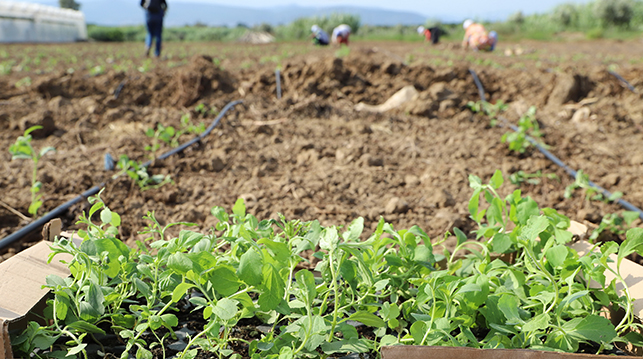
[608,70,637,93]
[0,100,244,251]
[275,69,282,99]
[468,69,643,220]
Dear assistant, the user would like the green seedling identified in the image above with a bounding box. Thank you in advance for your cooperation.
[116,154,173,191]
[177,113,206,142]
[89,65,105,76]
[145,116,205,155]
[334,45,351,58]
[467,100,507,127]
[14,76,31,88]
[9,126,55,217]
[502,106,546,153]
[145,123,176,156]
[565,169,623,203]
[509,170,559,186]
[590,211,640,241]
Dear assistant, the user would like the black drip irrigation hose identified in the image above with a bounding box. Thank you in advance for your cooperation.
[275,69,282,99]
[608,70,637,93]
[0,100,244,251]
[469,69,486,102]
[468,68,643,220]
[113,80,127,99]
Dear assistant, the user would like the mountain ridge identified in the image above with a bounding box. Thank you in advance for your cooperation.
[32,1,428,26]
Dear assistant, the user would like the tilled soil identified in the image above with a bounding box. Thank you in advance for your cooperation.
[1,40,643,258]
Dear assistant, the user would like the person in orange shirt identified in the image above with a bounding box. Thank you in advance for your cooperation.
[462,19,497,52]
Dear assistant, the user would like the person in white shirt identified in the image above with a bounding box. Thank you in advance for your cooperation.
[310,25,329,46]
[331,24,352,45]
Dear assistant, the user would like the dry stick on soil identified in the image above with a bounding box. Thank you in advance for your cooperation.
[250,118,288,126]
[0,200,30,222]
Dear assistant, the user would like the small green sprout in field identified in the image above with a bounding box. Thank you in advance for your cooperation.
[509,170,559,186]
[9,126,56,217]
[116,155,173,191]
[590,211,639,241]
[145,123,176,155]
[138,59,152,73]
[0,60,14,75]
[145,116,205,155]
[194,103,217,117]
[179,113,206,137]
[89,65,105,76]
[335,45,351,58]
[467,100,507,127]
[502,106,545,153]
[14,76,31,88]
[565,169,623,203]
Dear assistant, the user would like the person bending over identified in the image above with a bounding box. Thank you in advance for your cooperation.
[462,19,497,52]
[417,26,443,44]
[332,24,351,46]
[141,0,168,57]
[310,25,329,46]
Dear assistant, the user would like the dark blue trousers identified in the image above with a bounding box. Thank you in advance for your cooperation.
[145,10,164,57]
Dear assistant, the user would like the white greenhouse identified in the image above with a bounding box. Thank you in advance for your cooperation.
[0,1,87,43]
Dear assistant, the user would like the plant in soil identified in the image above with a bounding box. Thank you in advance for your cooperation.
[501,106,546,153]
[145,123,176,156]
[509,170,559,186]
[8,125,56,217]
[467,100,507,127]
[565,169,623,203]
[145,116,205,155]
[115,154,173,191]
[589,211,640,242]
[13,171,643,359]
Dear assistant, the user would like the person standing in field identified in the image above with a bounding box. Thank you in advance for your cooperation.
[462,19,497,52]
[141,0,168,57]
[332,24,351,45]
[310,25,329,46]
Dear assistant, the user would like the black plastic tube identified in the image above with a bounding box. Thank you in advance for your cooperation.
[0,100,243,251]
[608,70,637,93]
[275,69,282,99]
[468,69,643,220]
[113,80,127,99]
[469,68,486,102]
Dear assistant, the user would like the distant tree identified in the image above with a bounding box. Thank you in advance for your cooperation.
[253,23,274,34]
[59,0,80,10]
[594,0,634,27]
[236,22,249,28]
[551,3,579,27]
[507,11,525,24]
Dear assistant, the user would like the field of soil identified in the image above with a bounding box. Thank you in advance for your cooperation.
[1,39,643,258]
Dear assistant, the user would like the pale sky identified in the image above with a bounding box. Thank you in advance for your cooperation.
[19,0,594,21]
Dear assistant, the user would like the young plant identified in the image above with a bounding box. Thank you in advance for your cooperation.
[335,46,351,58]
[509,170,559,186]
[467,100,507,127]
[502,106,546,153]
[175,113,205,146]
[565,169,623,203]
[145,123,176,156]
[8,126,55,217]
[116,154,173,191]
[589,211,639,241]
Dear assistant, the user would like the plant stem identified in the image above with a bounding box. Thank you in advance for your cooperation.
[327,249,341,342]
